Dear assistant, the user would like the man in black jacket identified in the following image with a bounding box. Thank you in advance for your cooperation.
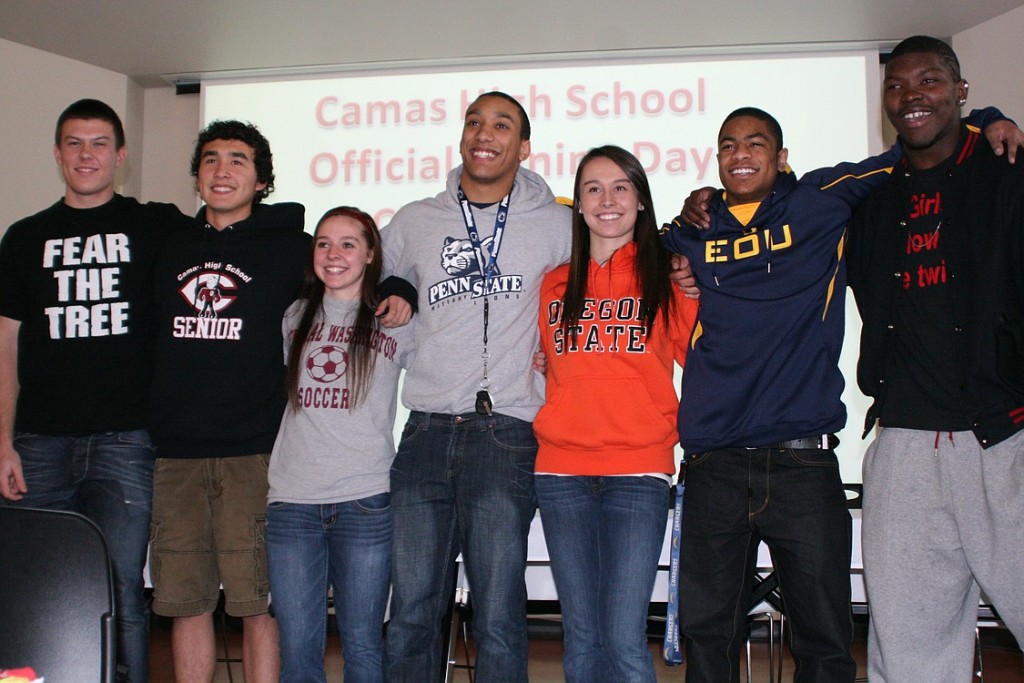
[847,35,1024,683]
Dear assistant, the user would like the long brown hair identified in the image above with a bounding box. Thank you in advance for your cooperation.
[285,207,383,410]
[560,145,673,340]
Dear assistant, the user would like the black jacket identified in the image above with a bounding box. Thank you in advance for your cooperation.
[848,127,1024,448]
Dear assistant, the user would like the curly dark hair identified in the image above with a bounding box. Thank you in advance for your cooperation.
[190,120,275,204]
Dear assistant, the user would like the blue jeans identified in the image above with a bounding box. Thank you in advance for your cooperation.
[536,475,669,683]
[385,411,537,683]
[679,447,855,683]
[3,430,155,683]
[266,495,392,683]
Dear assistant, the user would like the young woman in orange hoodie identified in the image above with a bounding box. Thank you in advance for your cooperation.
[532,145,697,682]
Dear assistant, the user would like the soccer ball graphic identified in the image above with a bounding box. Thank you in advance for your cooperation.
[305,345,348,383]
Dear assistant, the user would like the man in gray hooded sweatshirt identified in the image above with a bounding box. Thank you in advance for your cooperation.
[380,91,571,682]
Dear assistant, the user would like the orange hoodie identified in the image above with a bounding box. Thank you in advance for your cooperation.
[533,241,698,475]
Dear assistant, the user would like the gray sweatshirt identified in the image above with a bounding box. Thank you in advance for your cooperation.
[382,165,571,421]
[268,297,414,504]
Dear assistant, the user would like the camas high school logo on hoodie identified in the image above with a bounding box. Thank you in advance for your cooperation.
[172,263,250,339]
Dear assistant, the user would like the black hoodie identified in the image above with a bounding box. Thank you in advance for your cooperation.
[149,202,310,458]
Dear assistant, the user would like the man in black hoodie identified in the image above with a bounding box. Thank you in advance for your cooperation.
[148,121,307,683]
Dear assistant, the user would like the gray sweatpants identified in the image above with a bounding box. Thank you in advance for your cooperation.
[862,427,1024,682]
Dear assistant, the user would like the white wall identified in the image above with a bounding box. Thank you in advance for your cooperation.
[954,4,1024,122]
[139,87,201,211]
[0,38,204,232]
[0,39,136,233]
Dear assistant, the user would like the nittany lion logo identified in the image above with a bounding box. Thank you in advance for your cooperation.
[178,272,239,317]
[440,236,498,277]
[428,235,521,306]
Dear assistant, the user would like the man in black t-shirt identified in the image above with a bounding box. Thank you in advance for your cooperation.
[0,99,186,683]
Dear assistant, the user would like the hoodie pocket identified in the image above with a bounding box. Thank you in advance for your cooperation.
[533,375,676,451]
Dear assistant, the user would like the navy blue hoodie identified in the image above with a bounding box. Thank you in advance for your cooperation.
[660,151,896,451]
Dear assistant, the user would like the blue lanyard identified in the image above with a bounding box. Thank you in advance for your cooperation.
[456,186,510,292]
[457,186,511,397]
[663,468,685,665]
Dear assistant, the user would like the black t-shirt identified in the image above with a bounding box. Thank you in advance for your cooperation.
[0,195,187,433]
[879,161,970,430]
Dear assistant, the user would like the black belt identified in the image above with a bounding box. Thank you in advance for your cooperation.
[745,434,838,450]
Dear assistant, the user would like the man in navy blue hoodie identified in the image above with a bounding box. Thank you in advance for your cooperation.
[660,108,896,682]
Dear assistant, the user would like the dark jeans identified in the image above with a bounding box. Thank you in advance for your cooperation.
[5,430,155,683]
[384,411,537,683]
[679,447,855,683]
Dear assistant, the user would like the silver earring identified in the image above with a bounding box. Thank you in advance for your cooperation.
[638,204,645,211]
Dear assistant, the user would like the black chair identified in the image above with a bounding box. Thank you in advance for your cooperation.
[0,507,116,683]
